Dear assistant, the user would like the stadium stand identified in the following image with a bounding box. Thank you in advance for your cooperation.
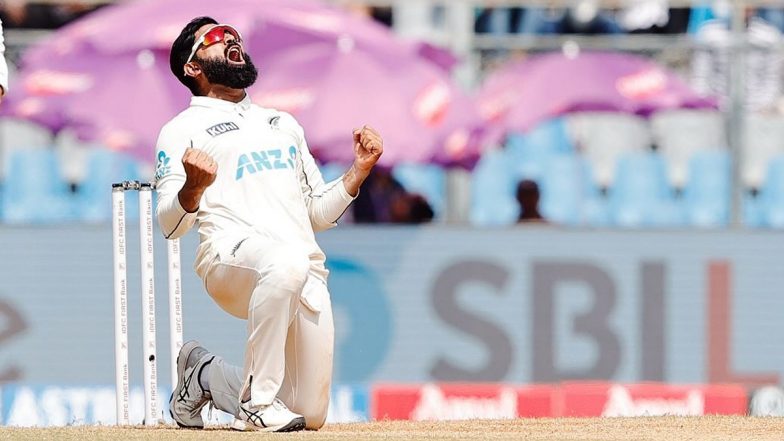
[682,149,731,227]
[539,153,604,226]
[469,147,518,226]
[759,154,784,228]
[567,112,651,189]
[2,148,74,223]
[75,149,141,223]
[504,117,574,182]
[608,151,680,227]
[650,109,727,189]
[742,114,784,191]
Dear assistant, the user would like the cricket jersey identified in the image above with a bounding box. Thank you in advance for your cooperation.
[155,95,354,283]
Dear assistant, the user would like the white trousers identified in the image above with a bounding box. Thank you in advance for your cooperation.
[201,235,334,429]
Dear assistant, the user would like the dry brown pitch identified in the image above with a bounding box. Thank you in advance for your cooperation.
[1,417,782,441]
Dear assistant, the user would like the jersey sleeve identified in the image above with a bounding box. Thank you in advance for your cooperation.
[154,121,197,239]
[280,113,355,232]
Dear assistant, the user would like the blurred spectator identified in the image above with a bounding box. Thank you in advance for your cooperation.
[516,179,547,224]
[408,194,434,223]
[476,1,623,35]
[560,2,623,34]
[630,8,690,34]
[476,1,693,35]
[690,3,784,112]
[340,1,393,27]
[353,168,435,224]
[689,2,784,34]
[0,1,103,29]
[369,6,393,27]
[475,7,525,34]
[620,0,691,34]
[756,7,784,32]
[618,0,669,31]
[352,167,407,223]
[390,193,434,224]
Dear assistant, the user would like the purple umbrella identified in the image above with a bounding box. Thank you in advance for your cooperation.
[4,1,473,166]
[8,50,189,157]
[477,51,717,140]
[248,41,478,166]
[22,0,455,71]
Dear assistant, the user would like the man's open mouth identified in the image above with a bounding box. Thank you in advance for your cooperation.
[226,45,244,64]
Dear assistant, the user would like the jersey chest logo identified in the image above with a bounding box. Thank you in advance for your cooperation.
[236,146,298,180]
[206,122,239,137]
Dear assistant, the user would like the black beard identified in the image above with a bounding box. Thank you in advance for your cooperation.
[196,52,258,89]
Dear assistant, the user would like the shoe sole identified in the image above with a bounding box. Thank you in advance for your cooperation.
[230,416,307,432]
[276,417,307,432]
[170,340,205,429]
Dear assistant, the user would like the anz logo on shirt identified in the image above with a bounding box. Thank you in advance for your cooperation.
[236,146,298,180]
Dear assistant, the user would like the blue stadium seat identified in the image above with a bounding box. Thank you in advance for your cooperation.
[392,163,446,219]
[469,148,519,226]
[683,150,731,227]
[582,196,612,227]
[2,148,76,223]
[540,154,604,226]
[744,192,765,228]
[608,152,681,227]
[760,155,784,228]
[75,149,141,223]
[505,117,573,182]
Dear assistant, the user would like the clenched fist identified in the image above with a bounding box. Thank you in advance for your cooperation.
[178,147,217,213]
[182,147,218,190]
[353,126,383,173]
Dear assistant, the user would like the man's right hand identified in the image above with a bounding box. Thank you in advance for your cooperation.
[178,147,217,213]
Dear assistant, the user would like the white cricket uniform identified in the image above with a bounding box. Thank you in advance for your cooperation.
[155,95,353,428]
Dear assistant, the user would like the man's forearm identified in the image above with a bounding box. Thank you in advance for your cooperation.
[342,162,371,197]
[177,184,205,213]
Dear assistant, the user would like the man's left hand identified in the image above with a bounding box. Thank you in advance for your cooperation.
[353,125,383,173]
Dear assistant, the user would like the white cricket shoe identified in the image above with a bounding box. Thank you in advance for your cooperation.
[231,398,306,432]
[169,340,213,428]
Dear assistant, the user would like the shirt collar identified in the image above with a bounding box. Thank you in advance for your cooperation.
[190,94,252,113]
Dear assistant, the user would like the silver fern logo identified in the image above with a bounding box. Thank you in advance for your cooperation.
[155,151,172,180]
